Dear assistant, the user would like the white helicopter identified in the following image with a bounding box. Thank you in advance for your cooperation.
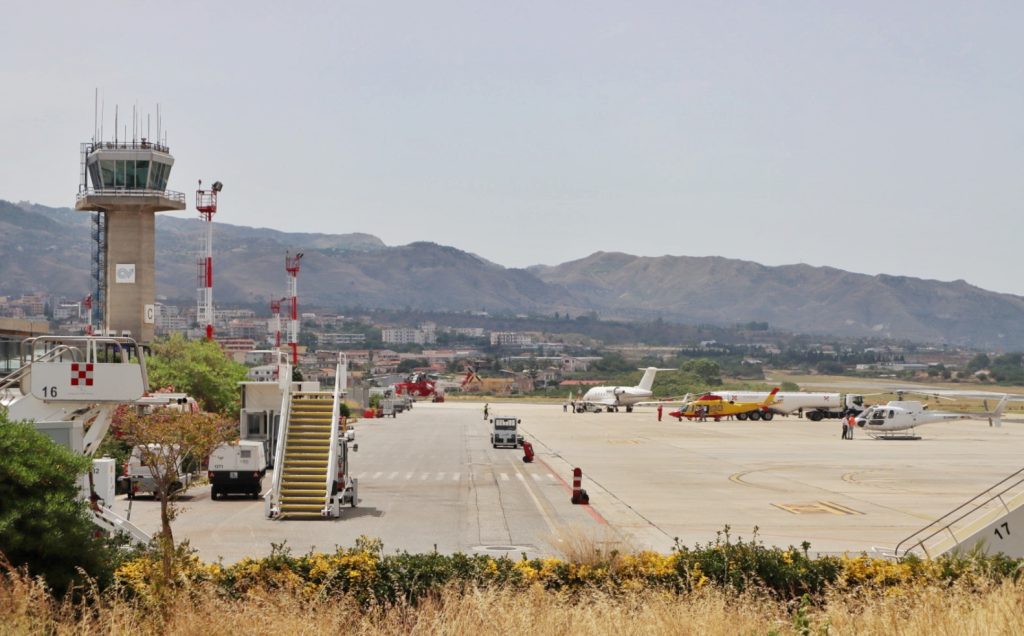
[854,393,1009,440]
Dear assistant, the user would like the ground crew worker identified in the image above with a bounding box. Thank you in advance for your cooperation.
[841,420,849,440]
[657,404,663,422]
[484,403,489,420]
[847,414,857,440]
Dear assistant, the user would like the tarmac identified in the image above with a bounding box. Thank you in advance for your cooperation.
[112,400,1024,562]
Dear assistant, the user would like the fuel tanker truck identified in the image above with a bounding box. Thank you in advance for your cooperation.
[713,391,866,421]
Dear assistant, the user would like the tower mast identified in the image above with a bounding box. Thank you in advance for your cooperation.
[195,180,223,341]
[285,252,304,366]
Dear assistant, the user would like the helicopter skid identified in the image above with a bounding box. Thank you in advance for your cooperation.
[868,432,922,441]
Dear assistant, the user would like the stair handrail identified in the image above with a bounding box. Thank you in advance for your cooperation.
[0,345,78,395]
[268,379,293,514]
[323,353,344,514]
[894,466,1024,558]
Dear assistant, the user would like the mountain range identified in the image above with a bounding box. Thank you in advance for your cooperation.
[2,198,1022,349]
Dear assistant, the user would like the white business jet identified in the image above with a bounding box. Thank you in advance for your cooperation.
[576,367,674,413]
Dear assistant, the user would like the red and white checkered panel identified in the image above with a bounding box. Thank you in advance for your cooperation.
[70,363,94,387]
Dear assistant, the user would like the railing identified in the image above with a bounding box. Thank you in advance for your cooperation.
[85,140,171,154]
[19,335,149,391]
[0,345,78,395]
[267,376,293,516]
[894,467,1024,558]
[76,188,186,205]
[323,353,345,515]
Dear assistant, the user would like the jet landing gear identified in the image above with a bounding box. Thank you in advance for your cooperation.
[625,406,633,413]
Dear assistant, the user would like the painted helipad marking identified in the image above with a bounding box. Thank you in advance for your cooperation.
[728,470,786,492]
[772,501,864,515]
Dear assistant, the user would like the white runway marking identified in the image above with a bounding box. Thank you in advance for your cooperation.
[356,472,366,479]
[516,473,525,482]
[406,472,414,480]
[373,472,383,479]
[421,473,430,480]
[436,472,446,480]
[388,472,398,480]
[500,473,510,481]
[452,472,460,480]
[531,473,542,482]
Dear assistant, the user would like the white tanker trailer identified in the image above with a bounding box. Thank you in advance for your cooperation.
[714,391,866,421]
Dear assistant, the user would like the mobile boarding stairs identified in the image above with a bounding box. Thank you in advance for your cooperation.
[265,353,357,519]
[0,336,154,545]
[882,466,1024,560]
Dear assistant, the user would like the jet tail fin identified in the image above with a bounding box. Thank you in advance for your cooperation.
[989,395,1008,427]
[637,367,659,392]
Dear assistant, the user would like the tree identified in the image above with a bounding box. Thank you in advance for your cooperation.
[966,353,991,374]
[146,334,249,415]
[397,358,428,374]
[680,358,722,386]
[117,408,235,580]
[0,417,121,592]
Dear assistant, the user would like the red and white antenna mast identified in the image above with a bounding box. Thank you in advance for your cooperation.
[82,294,94,335]
[285,251,304,366]
[269,296,287,350]
[195,180,223,341]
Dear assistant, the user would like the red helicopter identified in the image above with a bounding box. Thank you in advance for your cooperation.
[393,372,437,398]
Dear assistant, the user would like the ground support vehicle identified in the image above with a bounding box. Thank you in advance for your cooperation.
[490,416,522,449]
[0,336,159,545]
[715,391,866,421]
[208,440,267,499]
[122,444,193,499]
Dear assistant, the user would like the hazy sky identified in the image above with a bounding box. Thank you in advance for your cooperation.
[2,2,1022,293]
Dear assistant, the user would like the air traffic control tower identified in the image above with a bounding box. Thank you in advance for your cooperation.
[76,138,186,343]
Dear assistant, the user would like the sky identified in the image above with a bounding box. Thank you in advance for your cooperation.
[1,2,1022,293]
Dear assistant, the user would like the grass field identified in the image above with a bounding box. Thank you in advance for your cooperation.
[4,567,1023,635]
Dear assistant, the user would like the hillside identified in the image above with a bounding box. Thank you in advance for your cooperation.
[3,200,1024,348]
[530,252,1024,348]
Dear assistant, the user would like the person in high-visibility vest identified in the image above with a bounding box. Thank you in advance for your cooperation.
[846,414,857,439]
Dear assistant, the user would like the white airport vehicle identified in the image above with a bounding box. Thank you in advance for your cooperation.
[208,440,267,499]
[714,391,867,421]
[490,416,522,449]
[855,397,1008,439]
[577,367,673,413]
[123,444,193,498]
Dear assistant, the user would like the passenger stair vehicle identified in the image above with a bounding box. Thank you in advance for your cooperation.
[266,354,357,519]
